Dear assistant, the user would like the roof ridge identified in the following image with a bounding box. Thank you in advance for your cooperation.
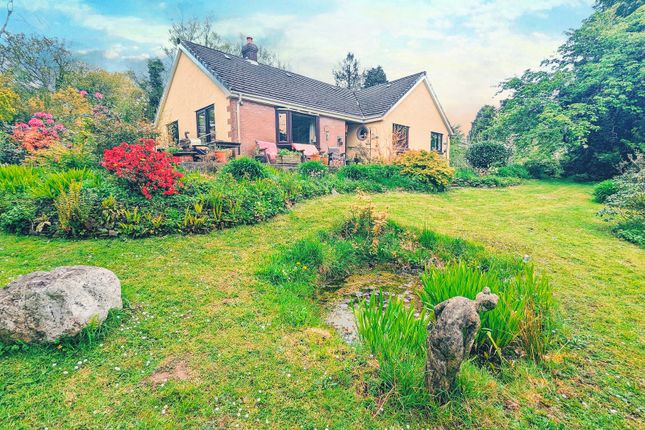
[178,39,435,121]
[180,39,356,97]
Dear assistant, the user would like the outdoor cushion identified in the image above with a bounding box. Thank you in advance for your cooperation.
[256,140,278,162]
[292,143,319,157]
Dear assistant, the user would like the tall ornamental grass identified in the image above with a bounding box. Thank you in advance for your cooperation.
[419,262,554,361]
[354,293,430,405]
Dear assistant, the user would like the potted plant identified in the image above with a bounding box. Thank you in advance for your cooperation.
[277,149,302,164]
[211,147,229,163]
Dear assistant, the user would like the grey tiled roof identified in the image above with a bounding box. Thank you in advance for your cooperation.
[180,40,425,119]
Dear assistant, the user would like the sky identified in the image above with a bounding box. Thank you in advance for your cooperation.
[8,0,595,130]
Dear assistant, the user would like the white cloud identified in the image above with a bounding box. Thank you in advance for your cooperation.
[207,0,591,128]
[18,0,168,44]
[15,0,593,128]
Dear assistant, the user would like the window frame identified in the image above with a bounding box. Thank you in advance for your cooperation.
[166,120,179,145]
[392,123,410,154]
[195,104,215,143]
[275,109,320,149]
[430,131,443,153]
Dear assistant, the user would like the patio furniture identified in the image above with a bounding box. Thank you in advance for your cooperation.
[256,140,278,163]
[327,146,346,167]
[291,143,319,159]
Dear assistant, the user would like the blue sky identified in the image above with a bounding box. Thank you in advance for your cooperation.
[10,0,594,127]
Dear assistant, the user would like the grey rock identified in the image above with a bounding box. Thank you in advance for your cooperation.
[0,266,122,343]
[425,287,498,401]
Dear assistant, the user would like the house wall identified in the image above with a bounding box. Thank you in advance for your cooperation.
[238,100,276,156]
[346,81,451,162]
[318,116,346,154]
[236,101,347,156]
[156,52,231,145]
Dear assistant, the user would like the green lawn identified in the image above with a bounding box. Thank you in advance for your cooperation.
[1,181,643,429]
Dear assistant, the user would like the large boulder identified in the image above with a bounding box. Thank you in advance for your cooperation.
[0,266,122,343]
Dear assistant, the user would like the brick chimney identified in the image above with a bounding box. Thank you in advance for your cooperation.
[241,36,258,62]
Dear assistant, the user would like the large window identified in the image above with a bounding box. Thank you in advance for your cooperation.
[430,132,443,153]
[392,123,409,154]
[275,109,319,148]
[196,104,215,143]
[166,121,179,145]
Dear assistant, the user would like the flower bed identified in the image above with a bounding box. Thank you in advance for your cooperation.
[0,144,455,238]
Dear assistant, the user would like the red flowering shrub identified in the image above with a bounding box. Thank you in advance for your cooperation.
[101,138,183,199]
[12,112,66,153]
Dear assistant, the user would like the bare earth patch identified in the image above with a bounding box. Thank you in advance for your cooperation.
[146,360,191,386]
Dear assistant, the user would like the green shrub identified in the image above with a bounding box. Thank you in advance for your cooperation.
[220,157,269,181]
[612,219,645,247]
[0,132,26,165]
[465,141,511,169]
[0,200,37,234]
[451,168,521,188]
[54,181,94,236]
[419,263,554,361]
[496,164,530,179]
[524,159,561,179]
[31,168,98,199]
[337,163,400,181]
[593,180,618,203]
[298,160,328,178]
[0,165,41,194]
[599,155,644,247]
[354,293,430,404]
[393,150,454,191]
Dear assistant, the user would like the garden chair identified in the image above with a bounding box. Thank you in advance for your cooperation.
[256,140,278,163]
[291,143,319,159]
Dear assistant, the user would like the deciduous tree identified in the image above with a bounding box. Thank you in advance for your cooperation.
[333,52,361,89]
[362,66,387,88]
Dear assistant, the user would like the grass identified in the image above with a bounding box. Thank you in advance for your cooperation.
[0,180,643,429]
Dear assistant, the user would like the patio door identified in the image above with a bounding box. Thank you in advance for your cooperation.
[196,104,215,143]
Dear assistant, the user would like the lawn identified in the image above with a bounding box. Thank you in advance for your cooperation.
[1,181,643,429]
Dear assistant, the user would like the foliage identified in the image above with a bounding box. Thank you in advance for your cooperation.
[447,124,468,169]
[1,153,453,238]
[26,87,92,131]
[469,2,645,179]
[0,200,36,234]
[593,180,618,203]
[221,156,269,181]
[54,181,92,236]
[29,168,97,199]
[0,130,25,164]
[393,150,455,190]
[465,141,511,169]
[495,164,530,179]
[362,66,387,88]
[11,112,66,154]
[142,58,165,121]
[419,263,555,361]
[524,159,561,179]
[101,139,183,199]
[333,52,362,89]
[452,168,522,188]
[0,73,19,122]
[599,154,645,246]
[0,165,40,193]
[0,33,77,94]
[298,160,328,178]
[468,105,497,143]
[354,294,430,404]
